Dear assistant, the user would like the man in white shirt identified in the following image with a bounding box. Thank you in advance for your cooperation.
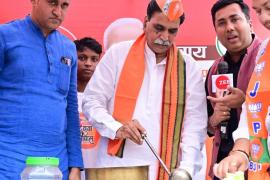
[82,0,207,180]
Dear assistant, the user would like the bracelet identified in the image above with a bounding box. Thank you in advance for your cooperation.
[230,150,249,164]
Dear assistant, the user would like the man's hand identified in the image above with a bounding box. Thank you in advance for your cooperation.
[69,167,81,180]
[209,102,230,127]
[207,86,245,108]
[213,151,249,179]
[116,119,146,145]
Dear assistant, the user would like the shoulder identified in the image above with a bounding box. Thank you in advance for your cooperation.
[180,52,201,75]
[247,35,262,56]
[260,38,270,50]
[104,40,134,61]
[98,40,136,73]
[181,52,194,63]
[255,38,270,63]
[109,40,135,52]
[56,31,76,49]
[181,52,199,69]
[0,18,23,35]
[0,18,25,46]
[0,18,22,28]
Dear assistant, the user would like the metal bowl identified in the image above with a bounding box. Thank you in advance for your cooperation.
[170,169,192,180]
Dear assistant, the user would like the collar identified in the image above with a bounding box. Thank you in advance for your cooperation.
[145,42,167,65]
[25,15,56,37]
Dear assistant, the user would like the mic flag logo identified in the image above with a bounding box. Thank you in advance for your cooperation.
[211,74,233,93]
[216,75,230,90]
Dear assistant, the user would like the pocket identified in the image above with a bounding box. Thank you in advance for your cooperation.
[57,63,71,95]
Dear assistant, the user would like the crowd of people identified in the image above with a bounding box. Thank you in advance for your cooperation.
[0,0,270,180]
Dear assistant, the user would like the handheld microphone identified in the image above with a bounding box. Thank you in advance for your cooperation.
[211,61,233,140]
[218,61,229,96]
[211,62,233,94]
[217,61,230,140]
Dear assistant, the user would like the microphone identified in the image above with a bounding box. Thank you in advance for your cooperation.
[217,61,229,96]
[218,61,229,140]
[211,61,233,140]
[217,61,229,75]
[211,62,233,94]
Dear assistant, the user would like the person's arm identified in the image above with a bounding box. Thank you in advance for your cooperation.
[205,69,231,134]
[207,86,244,136]
[82,43,146,144]
[204,70,215,135]
[66,45,83,170]
[178,55,207,178]
[82,46,123,140]
[68,167,81,180]
[213,138,249,179]
[213,103,249,179]
[232,102,249,142]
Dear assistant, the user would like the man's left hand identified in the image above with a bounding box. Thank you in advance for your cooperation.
[69,167,81,180]
[213,151,248,179]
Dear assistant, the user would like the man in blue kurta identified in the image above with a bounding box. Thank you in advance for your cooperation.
[0,0,83,179]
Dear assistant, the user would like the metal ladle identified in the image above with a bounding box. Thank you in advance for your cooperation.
[141,134,192,180]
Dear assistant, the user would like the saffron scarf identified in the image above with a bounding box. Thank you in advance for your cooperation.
[246,41,270,179]
[107,33,186,180]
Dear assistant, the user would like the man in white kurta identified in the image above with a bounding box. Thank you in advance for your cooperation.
[82,0,207,179]
[82,39,207,180]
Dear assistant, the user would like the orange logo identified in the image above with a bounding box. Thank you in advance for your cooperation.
[80,113,100,149]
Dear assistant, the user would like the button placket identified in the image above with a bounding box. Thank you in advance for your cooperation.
[46,42,54,83]
[146,65,157,111]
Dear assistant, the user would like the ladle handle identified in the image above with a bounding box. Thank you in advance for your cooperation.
[141,134,171,176]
